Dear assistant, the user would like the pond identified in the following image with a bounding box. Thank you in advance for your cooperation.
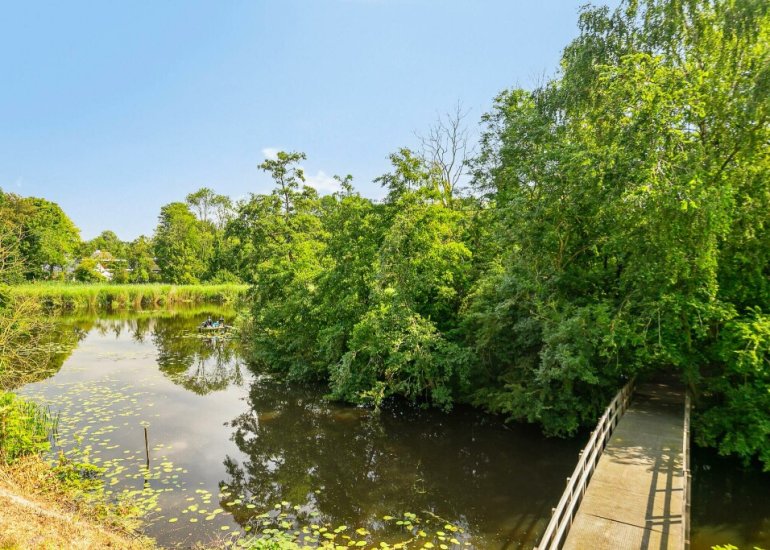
[17,309,583,548]
[16,309,770,549]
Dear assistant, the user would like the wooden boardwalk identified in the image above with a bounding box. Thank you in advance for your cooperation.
[562,380,688,550]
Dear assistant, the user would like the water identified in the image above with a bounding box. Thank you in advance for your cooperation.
[17,310,583,548]
[690,446,770,550]
[16,310,770,549]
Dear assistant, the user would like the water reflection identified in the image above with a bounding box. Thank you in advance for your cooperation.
[0,318,85,390]
[223,379,583,547]
[152,318,243,395]
[60,309,245,396]
[16,310,769,549]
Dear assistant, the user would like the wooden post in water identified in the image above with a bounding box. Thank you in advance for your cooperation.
[144,426,150,470]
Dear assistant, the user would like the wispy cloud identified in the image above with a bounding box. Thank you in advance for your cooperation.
[304,170,341,194]
[261,147,280,161]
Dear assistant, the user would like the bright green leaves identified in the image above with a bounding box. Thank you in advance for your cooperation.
[244,149,477,411]
[698,310,770,470]
[330,293,472,411]
[0,392,54,463]
[464,0,770,462]
[0,192,80,280]
[153,202,213,284]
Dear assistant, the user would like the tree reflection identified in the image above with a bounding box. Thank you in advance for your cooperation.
[35,309,245,395]
[222,380,397,529]
[220,379,585,545]
[1,316,87,389]
[152,314,244,395]
[220,380,497,533]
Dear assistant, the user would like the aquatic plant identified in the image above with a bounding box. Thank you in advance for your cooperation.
[233,505,471,549]
[0,392,56,463]
[7,282,247,312]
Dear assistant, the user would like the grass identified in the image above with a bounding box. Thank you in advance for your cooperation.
[6,282,248,312]
[0,454,154,549]
[0,392,57,463]
[0,392,154,549]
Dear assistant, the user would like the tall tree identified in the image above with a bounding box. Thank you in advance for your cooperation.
[153,202,212,283]
[243,151,326,375]
[186,187,234,230]
[126,236,158,283]
[417,103,473,206]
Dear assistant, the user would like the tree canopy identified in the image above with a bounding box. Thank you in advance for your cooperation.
[233,0,770,469]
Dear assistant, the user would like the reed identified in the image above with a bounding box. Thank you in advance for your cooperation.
[0,392,57,464]
[6,283,248,312]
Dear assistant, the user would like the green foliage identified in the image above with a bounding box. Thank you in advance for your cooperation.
[126,236,159,283]
[0,202,26,285]
[7,282,247,312]
[698,310,770,470]
[0,392,55,464]
[459,0,770,468]
[186,186,233,229]
[206,269,243,284]
[153,202,213,283]
[331,291,472,410]
[73,258,107,283]
[78,230,127,259]
[0,190,80,279]
[244,152,326,377]
[239,148,478,411]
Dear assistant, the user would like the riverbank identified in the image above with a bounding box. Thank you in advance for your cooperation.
[0,455,154,549]
[0,391,154,548]
[5,283,248,312]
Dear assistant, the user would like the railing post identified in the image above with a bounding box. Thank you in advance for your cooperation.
[682,391,691,550]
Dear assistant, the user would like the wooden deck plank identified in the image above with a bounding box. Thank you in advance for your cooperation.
[562,381,686,550]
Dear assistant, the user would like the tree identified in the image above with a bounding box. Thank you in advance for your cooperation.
[465,0,770,467]
[244,152,326,376]
[125,236,158,283]
[79,230,127,259]
[258,151,307,221]
[1,194,81,279]
[73,258,107,283]
[186,187,233,230]
[153,203,212,283]
[0,192,25,285]
[417,102,473,206]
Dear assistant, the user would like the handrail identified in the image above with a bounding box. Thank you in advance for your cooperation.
[535,378,636,550]
[681,391,691,550]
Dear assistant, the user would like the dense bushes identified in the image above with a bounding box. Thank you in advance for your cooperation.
[239,0,770,470]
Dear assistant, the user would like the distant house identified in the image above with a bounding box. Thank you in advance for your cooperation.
[89,249,128,281]
[94,262,113,281]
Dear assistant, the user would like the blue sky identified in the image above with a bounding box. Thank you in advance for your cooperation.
[1,1,618,240]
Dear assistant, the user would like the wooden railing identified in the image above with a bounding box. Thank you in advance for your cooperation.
[535,378,636,550]
[681,391,691,550]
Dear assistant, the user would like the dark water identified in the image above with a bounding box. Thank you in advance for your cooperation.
[17,310,583,548]
[691,446,770,549]
[17,310,770,549]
